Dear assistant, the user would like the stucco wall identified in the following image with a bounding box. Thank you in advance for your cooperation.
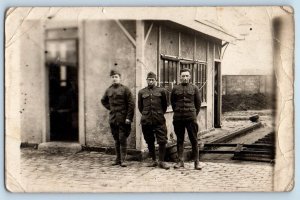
[84,20,136,148]
[144,24,158,74]
[20,20,45,143]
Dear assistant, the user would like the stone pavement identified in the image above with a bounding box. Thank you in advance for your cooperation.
[16,148,274,192]
[6,110,274,193]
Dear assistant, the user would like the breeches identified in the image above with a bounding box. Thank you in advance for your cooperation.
[141,124,168,145]
[173,120,198,146]
[110,123,131,146]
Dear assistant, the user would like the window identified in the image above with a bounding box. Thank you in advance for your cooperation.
[159,54,207,103]
[195,63,207,103]
[159,57,178,92]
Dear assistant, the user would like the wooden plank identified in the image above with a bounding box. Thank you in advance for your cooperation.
[167,60,170,84]
[157,25,161,86]
[161,54,180,61]
[194,34,196,60]
[144,22,154,44]
[114,20,136,47]
[163,59,165,86]
[178,32,181,57]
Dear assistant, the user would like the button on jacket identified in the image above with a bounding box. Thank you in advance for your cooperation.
[101,84,134,124]
[138,86,168,125]
[171,83,201,121]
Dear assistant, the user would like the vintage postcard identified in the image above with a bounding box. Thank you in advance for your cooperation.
[5,7,294,192]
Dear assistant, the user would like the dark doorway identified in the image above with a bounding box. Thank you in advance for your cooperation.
[214,61,221,128]
[45,30,79,141]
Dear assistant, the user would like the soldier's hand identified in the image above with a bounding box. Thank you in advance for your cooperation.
[125,119,131,124]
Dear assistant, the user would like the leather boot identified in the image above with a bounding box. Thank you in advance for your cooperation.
[112,142,121,166]
[174,143,184,169]
[158,161,170,170]
[120,145,127,167]
[193,144,201,170]
[194,161,202,170]
[174,160,184,169]
[147,144,158,167]
[158,144,170,170]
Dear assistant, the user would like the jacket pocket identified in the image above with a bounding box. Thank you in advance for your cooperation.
[175,90,183,95]
[142,93,150,98]
[142,111,149,115]
[153,92,162,97]
[187,90,195,95]
[116,91,124,97]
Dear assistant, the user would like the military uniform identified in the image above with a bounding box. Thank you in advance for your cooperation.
[101,70,134,167]
[138,72,169,169]
[171,78,202,170]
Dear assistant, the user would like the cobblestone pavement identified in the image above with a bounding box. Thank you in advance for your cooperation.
[18,148,274,192]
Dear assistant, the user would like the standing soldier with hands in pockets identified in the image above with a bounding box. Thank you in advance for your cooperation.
[171,68,202,170]
[101,69,134,167]
[138,72,170,170]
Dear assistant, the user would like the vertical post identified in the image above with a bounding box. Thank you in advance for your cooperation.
[41,20,49,142]
[218,62,222,127]
[177,32,181,82]
[157,25,161,86]
[193,34,197,84]
[178,32,181,57]
[163,60,165,86]
[167,61,169,85]
[212,42,215,129]
[79,20,86,145]
[207,41,213,128]
[135,20,145,151]
[193,34,196,60]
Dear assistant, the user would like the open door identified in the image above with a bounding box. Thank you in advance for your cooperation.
[45,28,79,141]
[214,61,222,128]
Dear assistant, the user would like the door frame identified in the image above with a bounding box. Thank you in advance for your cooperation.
[42,24,85,145]
[214,60,222,128]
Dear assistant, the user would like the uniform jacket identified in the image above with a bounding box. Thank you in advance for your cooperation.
[101,84,135,124]
[171,83,201,121]
[138,86,168,125]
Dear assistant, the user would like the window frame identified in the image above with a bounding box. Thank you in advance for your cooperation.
[159,54,208,105]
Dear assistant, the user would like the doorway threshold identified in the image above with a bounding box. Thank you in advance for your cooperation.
[38,142,82,154]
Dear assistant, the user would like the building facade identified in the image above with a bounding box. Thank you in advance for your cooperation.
[11,16,235,152]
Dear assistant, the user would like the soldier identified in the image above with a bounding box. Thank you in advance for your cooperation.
[138,72,170,170]
[101,69,134,167]
[171,68,202,170]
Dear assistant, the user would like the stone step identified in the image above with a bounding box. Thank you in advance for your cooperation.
[38,142,82,154]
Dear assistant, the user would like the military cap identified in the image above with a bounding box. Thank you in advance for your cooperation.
[110,69,121,76]
[147,72,157,79]
[180,67,191,74]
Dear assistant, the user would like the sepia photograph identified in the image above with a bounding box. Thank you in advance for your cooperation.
[4,7,294,192]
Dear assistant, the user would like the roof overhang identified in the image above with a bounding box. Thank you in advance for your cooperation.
[171,19,237,44]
